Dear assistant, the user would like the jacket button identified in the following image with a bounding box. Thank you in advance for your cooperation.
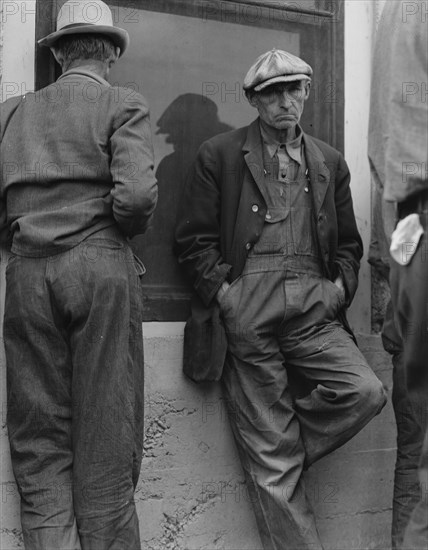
[245,242,252,250]
[252,204,259,213]
[265,212,272,220]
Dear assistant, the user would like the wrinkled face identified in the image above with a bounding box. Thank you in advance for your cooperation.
[249,80,311,132]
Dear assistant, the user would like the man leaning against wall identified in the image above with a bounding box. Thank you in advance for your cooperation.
[0,1,157,548]
[175,48,387,550]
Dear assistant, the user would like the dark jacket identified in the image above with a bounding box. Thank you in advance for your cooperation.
[174,119,363,382]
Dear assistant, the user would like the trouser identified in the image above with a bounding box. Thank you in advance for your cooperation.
[390,200,428,550]
[382,300,424,550]
[219,256,387,550]
[402,430,428,550]
[4,228,145,550]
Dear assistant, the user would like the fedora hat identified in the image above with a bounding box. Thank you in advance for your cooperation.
[38,0,130,56]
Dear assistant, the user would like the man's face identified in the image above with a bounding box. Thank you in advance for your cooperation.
[249,80,311,132]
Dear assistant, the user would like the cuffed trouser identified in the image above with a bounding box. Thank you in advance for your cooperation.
[390,206,428,550]
[220,257,387,550]
[4,229,145,550]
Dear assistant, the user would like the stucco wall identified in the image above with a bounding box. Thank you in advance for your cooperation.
[0,2,397,549]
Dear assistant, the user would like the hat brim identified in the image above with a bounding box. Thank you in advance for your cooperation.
[38,25,129,57]
[253,74,311,92]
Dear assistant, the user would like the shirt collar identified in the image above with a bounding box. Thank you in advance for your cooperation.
[260,122,304,165]
[57,68,110,87]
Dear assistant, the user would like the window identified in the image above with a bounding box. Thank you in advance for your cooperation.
[35,0,344,320]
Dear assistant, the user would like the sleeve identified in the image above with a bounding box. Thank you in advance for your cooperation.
[369,0,428,201]
[109,92,158,237]
[0,97,21,248]
[333,154,363,304]
[384,9,428,199]
[174,140,231,307]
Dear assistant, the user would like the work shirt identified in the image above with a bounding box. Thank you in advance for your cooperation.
[0,68,157,256]
[260,122,303,183]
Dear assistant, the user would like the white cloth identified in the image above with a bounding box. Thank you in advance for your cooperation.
[390,213,424,265]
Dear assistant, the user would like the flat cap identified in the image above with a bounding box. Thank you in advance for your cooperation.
[243,48,312,92]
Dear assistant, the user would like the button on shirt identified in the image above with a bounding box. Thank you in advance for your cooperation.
[260,122,303,183]
[259,123,308,224]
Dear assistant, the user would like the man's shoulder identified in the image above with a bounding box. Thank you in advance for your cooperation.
[304,133,343,161]
[200,125,249,155]
[104,86,150,118]
[1,95,25,138]
[1,95,23,115]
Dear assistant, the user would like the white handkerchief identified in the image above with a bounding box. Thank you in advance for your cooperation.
[390,213,424,266]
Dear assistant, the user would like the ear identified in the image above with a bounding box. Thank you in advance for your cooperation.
[303,81,311,100]
[49,47,63,67]
[247,92,259,109]
[108,47,121,68]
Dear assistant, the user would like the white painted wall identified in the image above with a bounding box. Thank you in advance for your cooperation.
[0,0,35,101]
[344,0,374,333]
[0,4,36,547]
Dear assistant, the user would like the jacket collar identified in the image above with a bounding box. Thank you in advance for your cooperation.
[242,119,267,202]
[242,118,263,153]
[57,68,110,87]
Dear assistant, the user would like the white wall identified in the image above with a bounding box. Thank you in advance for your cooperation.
[0,0,35,101]
[0,3,36,548]
[344,0,374,333]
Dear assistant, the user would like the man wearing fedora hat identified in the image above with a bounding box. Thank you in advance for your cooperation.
[1,1,157,548]
[175,49,386,549]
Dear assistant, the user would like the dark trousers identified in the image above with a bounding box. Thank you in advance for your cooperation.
[4,229,145,550]
[390,206,428,550]
[382,300,424,549]
[220,256,387,550]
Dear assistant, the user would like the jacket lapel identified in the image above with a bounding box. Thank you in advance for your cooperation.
[303,134,331,214]
[242,119,269,204]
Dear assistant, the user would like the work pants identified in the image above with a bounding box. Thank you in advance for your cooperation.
[220,256,387,550]
[382,300,424,549]
[390,205,428,550]
[4,229,145,550]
